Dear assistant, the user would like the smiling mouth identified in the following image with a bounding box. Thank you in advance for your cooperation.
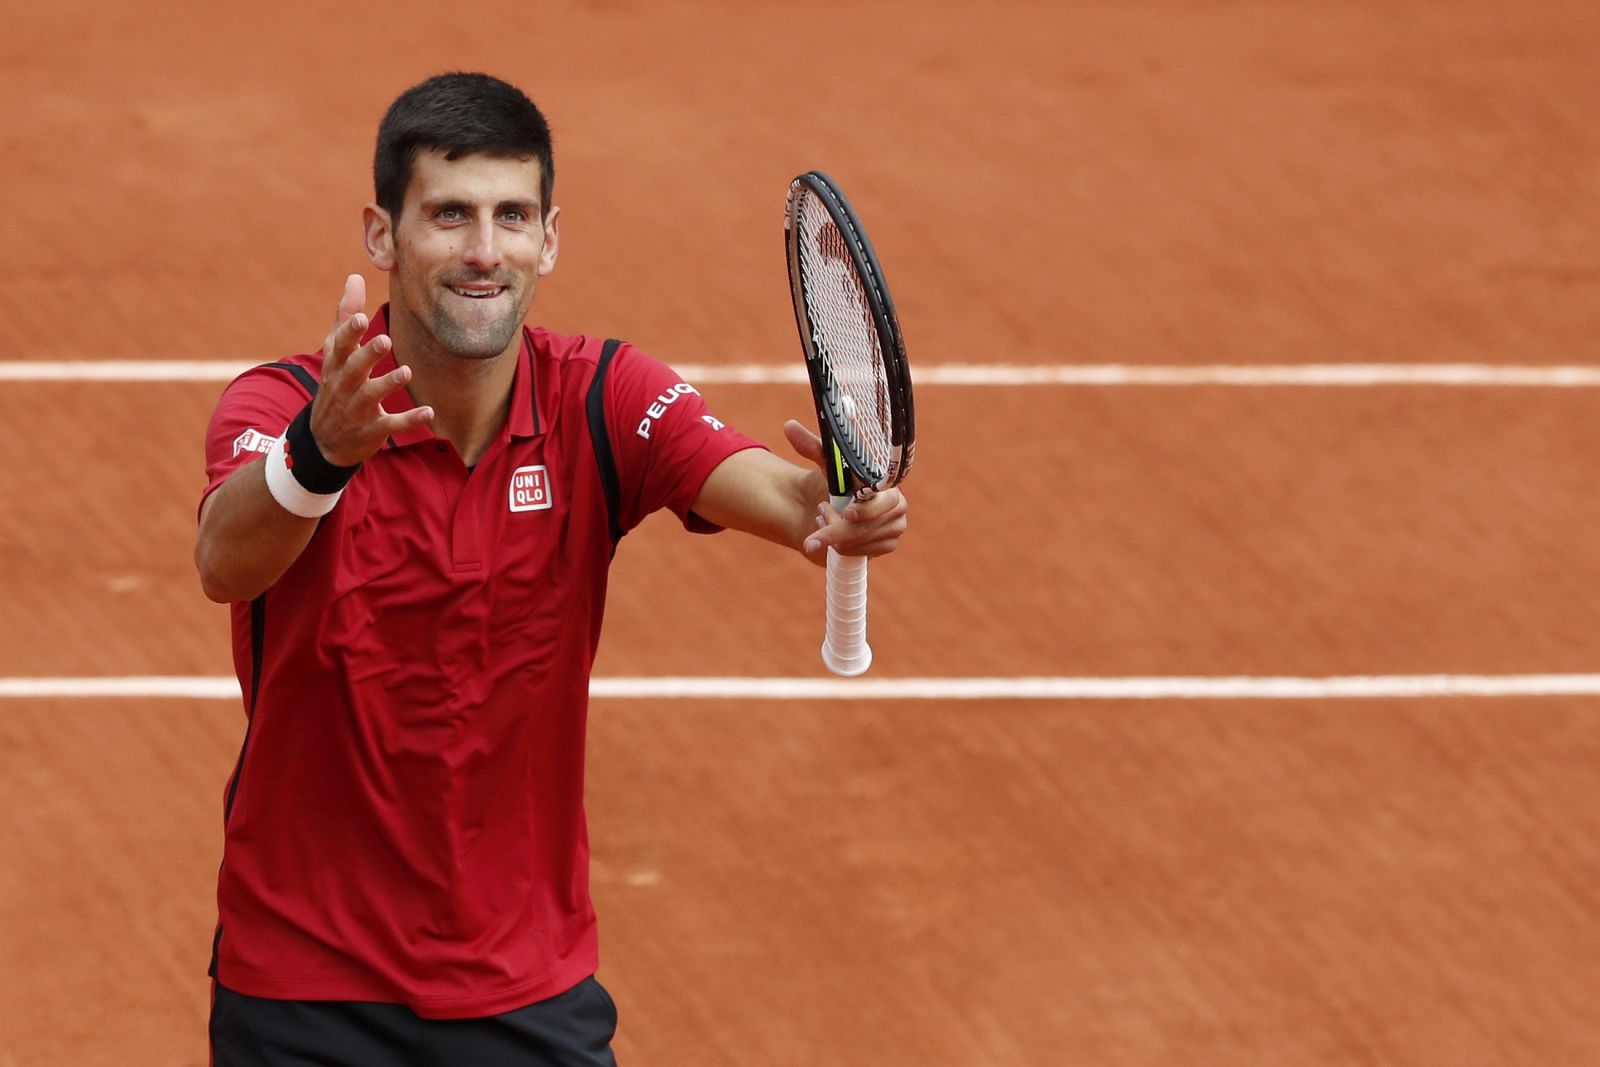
[448,285,507,299]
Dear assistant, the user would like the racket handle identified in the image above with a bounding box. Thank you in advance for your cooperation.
[822,547,872,676]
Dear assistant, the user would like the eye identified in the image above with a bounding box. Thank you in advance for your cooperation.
[500,209,528,224]
[436,207,465,222]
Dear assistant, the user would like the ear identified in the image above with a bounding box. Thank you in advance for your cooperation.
[363,204,396,271]
[538,205,561,277]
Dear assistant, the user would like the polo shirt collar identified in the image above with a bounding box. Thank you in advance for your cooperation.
[357,304,543,449]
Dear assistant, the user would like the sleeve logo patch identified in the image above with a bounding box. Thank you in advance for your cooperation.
[232,429,276,457]
[635,382,701,440]
[509,465,553,512]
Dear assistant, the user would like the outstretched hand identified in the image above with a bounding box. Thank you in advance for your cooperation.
[785,419,909,564]
[309,275,434,467]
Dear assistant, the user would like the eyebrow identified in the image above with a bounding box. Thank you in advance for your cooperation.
[420,197,542,216]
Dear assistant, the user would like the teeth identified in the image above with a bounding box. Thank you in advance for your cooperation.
[451,286,504,298]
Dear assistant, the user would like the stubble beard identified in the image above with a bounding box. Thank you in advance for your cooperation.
[393,241,534,361]
[423,282,528,361]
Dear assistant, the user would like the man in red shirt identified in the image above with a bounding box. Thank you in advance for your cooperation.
[195,73,907,1065]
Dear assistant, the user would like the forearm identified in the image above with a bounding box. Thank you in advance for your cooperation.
[692,449,824,553]
[194,459,320,603]
[690,424,910,563]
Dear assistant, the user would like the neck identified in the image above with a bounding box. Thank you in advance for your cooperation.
[387,304,522,467]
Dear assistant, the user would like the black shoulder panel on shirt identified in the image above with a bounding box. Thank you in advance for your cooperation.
[586,339,626,547]
[262,361,320,398]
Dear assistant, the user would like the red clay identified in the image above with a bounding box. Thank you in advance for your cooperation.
[3,2,1599,1064]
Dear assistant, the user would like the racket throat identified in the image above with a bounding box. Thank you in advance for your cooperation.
[825,436,857,499]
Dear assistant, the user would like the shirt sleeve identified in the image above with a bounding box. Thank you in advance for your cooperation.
[602,344,766,534]
[199,364,316,519]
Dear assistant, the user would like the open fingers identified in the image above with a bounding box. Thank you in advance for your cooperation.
[322,275,370,376]
[376,405,434,438]
[357,360,412,408]
[337,332,392,390]
[336,274,366,324]
[322,311,369,376]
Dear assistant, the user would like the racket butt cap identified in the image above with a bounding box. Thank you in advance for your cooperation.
[822,643,873,677]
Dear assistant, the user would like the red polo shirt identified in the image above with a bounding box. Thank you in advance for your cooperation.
[200,309,761,1018]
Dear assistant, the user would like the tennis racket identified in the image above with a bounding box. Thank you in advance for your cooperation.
[784,171,915,676]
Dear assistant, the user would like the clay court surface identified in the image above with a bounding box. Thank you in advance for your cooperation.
[4,2,1600,1064]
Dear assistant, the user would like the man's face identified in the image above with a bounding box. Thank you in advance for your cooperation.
[381,149,558,361]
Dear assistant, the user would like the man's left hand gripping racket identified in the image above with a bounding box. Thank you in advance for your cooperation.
[785,171,916,676]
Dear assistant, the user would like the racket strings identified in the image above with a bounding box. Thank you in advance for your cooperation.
[794,191,897,483]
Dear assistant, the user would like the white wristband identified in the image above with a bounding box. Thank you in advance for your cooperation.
[263,433,344,518]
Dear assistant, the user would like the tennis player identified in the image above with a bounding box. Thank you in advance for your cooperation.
[194,72,907,1065]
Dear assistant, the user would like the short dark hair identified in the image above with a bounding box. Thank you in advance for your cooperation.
[374,72,554,218]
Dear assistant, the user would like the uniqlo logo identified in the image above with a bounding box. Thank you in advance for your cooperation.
[508,465,553,512]
[232,428,275,457]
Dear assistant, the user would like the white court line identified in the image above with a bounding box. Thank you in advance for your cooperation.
[3,361,1600,386]
[3,674,1600,700]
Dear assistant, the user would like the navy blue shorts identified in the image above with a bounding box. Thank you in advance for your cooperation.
[209,975,619,1066]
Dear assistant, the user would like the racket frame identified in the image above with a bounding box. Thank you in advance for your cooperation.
[783,170,915,676]
[784,170,915,498]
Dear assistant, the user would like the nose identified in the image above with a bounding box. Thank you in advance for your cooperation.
[461,217,503,271]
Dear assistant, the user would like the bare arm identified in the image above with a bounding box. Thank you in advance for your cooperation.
[194,275,433,603]
[691,420,908,566]
[195,460,321,603]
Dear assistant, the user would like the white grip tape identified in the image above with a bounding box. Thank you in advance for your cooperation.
[263,433,344,519]
[822,548,872,676]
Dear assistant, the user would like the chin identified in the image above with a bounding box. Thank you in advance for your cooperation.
[428,308,525,360]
